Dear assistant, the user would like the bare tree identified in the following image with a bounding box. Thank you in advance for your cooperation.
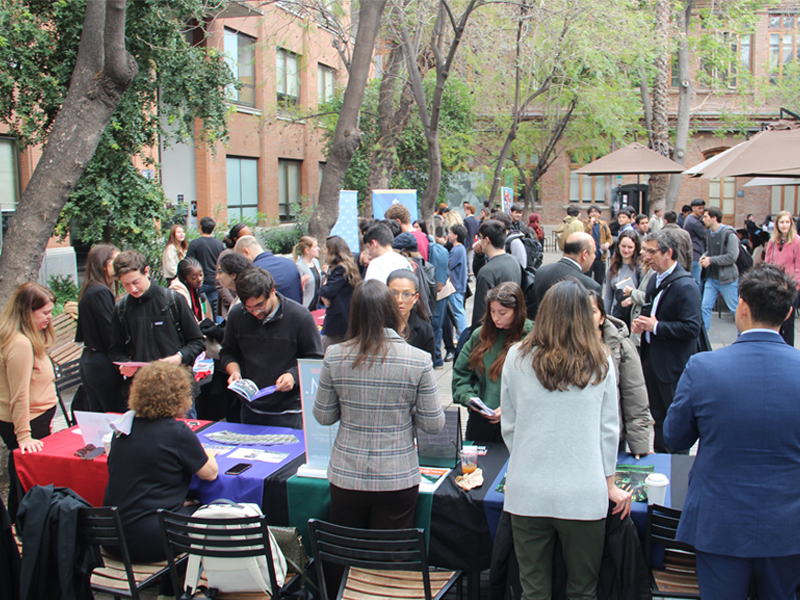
[307,0,388,240]
[0,0,137,304]
[665,1,693,207]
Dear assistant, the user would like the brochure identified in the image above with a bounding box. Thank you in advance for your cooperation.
[227,379,277,402]
[419,467,451,493]
[228,447,289,463]
[615,463,655,503]
[468,397,495,418]
[113,361,150,369]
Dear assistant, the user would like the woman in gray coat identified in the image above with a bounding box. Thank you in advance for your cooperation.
[589,290,651,458]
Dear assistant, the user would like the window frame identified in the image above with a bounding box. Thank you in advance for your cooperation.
[226,156,259,222]
[278,159,301,222]
[569,157,606,203]
[224,28,256,107]
[277,48,300,107]
[317,63,335,104]
[768,13,799,83]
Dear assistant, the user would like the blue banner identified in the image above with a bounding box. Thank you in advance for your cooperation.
[372,189,418,223]
[501,187,514,213]
[329,190,360,254]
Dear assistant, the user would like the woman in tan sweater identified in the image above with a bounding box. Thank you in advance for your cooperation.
[0,283,57,519]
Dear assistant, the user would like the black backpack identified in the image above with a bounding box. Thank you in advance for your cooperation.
[518,263,537,319]
[728,229,754,276]
[506,231,543,273]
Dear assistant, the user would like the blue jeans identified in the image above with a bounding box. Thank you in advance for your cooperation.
[431,298,448,366]
[448,292,468,337]
[691,260,702,287]
[199,283,218,315]
[702,277,738,331]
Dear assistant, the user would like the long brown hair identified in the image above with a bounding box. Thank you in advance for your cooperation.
[517,280,609,391]
[608,230,640,277]
[0,283,56,357]
[80,244,119,300]
[167,224,188,256]
[344,280,402,368]
[325,235,361,289]
[469,282,527,381]
[772,210,797,244]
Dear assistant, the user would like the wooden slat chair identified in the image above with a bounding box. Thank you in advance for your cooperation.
[158,508,304,599]
[51,357,81,427]
[77,506,182,600]
[645,504,701,599]
[48,311,82,366]
[308,519,461,600]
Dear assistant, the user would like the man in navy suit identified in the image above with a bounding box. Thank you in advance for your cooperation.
[632,230,701,453]
[664,264,800,600]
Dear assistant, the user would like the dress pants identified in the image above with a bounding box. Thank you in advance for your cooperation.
[79,348,124,412]
[696,550,800,600]
[640,343,685,454]
[588,258,606,286]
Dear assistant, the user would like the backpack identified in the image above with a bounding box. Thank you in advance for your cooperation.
[518,263,537,319]
[555,220,569,251]
[729,229,754,276]
[506,231,543,273]
[409,257,437,315]
[428,241,450,283]
[183,500,287,596]
[116,288,184,355]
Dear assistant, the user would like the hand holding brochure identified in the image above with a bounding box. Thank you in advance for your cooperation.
[468,397,495,417]
[227,379,277,402]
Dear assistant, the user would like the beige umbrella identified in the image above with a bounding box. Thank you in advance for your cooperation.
[574,142,685,175]
[743,176,800,187]
[690,128,800,179]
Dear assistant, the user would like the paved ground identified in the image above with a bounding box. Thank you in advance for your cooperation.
[5,248,794,599]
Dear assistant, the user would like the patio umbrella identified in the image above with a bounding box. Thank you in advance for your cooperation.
[682,141,746,177]
[689,128,800,179]
[743,177,800,187]
[574,142,685,175]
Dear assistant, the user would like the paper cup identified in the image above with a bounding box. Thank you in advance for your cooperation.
[103,433,113,456]
[645,473,669,505]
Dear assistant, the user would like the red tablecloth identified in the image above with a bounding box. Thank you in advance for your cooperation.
[310,308,325,330]
[14,419,211,507]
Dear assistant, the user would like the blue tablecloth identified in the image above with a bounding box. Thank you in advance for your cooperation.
[189,422,306,509]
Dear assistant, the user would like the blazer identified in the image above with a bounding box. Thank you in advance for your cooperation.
[314,328,445,492]
[532,257,601,318]
[664,330,800,557]
[318,265,355,337]
[641,264,701,383]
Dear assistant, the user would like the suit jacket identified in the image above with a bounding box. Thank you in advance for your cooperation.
[664,331,800,557]
[314,328,445,492]
[318,264,354,338]
[641,264,701,383]
[532,258,601,318]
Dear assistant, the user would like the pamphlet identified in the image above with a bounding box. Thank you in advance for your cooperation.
[419,467,451,493]
[615,276,634,290]
[74,411,118,448]
[113,361,150,369]
[468,397,495,418]
[193,352,214,382]
[615,463,655,503]
[228,447,290,463]
[227,379,277,402]
[201,444,232,458]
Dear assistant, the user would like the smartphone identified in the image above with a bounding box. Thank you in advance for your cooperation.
[81,446,105,460]
[225,462,252,476]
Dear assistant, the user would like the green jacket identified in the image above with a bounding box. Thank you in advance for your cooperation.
[452,319,534,410]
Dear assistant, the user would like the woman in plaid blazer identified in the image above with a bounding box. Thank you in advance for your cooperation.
[314,280,445,529]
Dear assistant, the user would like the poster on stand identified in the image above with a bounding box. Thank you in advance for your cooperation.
[372,189,418,223]
[298,358,337,477]
[329,190,360,254]
[501,187,514,214]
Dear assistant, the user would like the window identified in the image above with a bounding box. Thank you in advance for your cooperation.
[700,32,752,89]
[278,159,301,222]
[318,64,335,104]
[277,49,300,106]
[224,29,256,106]
[569,157,605,203]
[768,13,799,83]
[772,185,800,215]
[0,138,19,212]
[226,157,259,221]
[708,177,735,217]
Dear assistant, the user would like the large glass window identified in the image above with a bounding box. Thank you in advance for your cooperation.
[772,185,800,215]
[708,177,736,217]
[226,157,259,221]
[318,64,335,104]
[277,49,300,106]
[768,13,799,83]
[224,29,256,106]
[0,138,19,212]
[569,157,605,203]
[278,159,301,222]
[700,32,753,89]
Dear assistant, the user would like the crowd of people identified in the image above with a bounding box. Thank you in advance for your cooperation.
[2,198,800,600]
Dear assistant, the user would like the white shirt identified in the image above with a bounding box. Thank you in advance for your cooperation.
[364,250,412,283]
[648,261,677,341]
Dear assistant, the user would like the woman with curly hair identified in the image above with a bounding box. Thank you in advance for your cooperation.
[452,282,532,442]
[104,362,218,563]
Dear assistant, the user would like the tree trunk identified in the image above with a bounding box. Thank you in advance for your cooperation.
[666,0,693,209]
[647,0,671,214]
[639,63,654,148]
[0,0,136,304]
[308,0,387,240]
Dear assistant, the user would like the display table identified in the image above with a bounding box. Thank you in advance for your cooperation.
[14,419,211,506]
[189,422,306,524]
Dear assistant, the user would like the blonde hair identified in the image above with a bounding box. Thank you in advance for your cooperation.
[0,283,56,357]
[293,236,317,261]
[772,211,797,244]
[128,362,194,419]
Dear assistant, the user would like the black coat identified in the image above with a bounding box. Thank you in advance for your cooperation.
[406,310,435,364]
[641,265,702,384]
[318,265,355,337]
[531,258,601,319]
[0,496,20,600]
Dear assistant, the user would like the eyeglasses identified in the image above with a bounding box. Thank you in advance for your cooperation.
[244,297,269,315]
[643,247,660,255]
[391,291,417,300]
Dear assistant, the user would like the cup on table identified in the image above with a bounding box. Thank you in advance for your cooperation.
[460,447,478,474]
[102,433,113,456]
[645,473,669,505]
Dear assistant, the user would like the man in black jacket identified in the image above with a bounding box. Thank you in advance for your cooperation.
[221,267,323,427]
[109,251,205,412]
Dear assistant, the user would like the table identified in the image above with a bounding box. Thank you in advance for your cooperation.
[14,419,211,507]
[189,422,307,524]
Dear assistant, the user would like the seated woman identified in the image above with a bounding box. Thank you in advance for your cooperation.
[387,270,434,363]
[452,282,532,443]
[104,362,218,563]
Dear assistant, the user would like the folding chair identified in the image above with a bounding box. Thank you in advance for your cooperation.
[51,357,81,427]
[645,504,700,599]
